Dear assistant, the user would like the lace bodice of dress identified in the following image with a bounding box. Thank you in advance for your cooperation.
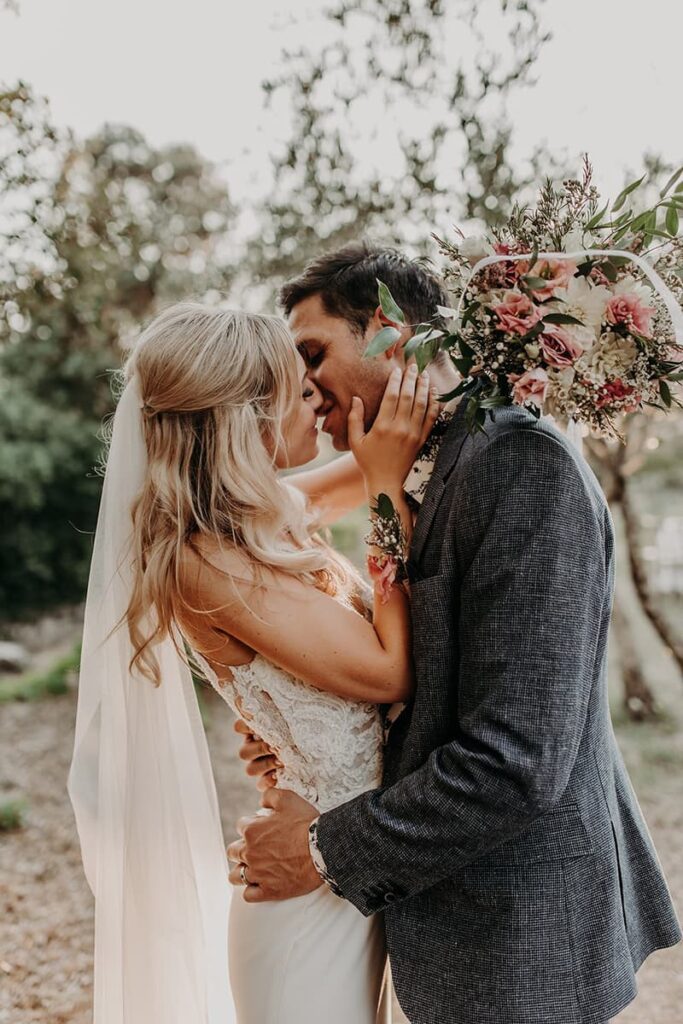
[190,641,384,814]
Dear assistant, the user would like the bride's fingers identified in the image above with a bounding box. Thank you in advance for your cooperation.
[418,388,442,447]
[234,719,255,739]
[256,770,278,792]
[245,754,280,778]
[410,369,430,424]
[347,396,365,451]
[395,362,419,419]
[375,366,402,425]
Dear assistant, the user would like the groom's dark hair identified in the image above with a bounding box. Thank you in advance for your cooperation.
[279,239,450,336]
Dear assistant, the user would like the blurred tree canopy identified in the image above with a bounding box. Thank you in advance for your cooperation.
[247,0,558,289]
[0,84,234,617]
[1,1,558,621]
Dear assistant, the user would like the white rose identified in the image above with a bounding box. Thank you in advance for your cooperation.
[459,235,495,266]
[556,276,610,331]
[613,275,652,305]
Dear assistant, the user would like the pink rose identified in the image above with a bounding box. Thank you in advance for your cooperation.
[367,554,398,605]
[605,293,655,338]
[493,291,543,336]
[508,367,549,409]
[528,258,578,300]
[539,325,584,369]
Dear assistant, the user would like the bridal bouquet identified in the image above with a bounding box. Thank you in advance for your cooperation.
[367,159,683,438]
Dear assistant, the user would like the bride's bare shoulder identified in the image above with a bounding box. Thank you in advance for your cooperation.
[180,533,258,596]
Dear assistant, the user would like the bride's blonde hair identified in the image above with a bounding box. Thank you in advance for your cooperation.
[119,302,353,685]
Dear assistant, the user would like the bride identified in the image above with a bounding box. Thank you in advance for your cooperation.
[68,301,439,1024]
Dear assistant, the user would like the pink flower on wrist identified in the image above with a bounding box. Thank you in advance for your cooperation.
[367,554,399,604]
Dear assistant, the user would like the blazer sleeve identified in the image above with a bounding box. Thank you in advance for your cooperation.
[313,428,609,916]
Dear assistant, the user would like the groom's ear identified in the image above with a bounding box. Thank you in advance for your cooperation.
[373,305,405,361]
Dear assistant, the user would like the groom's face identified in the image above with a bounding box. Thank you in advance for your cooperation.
[289,294,399,451]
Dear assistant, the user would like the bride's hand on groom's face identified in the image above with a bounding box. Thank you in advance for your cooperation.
[234,718,280,791]
[348,363,440,494]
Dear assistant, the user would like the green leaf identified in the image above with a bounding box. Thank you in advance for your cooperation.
[659,379,672,408]
[628,211,650,233]
[520,275,549,290]
[660,166,683,197]
[377,280,405,325]
[667,371,683,383]
[584,203,609,230]
[415,338,440,373]
[665,204,679,237]
[542,312,585,326]
[363,326,401,358]
[479,395,509,410]
[612,174,646,213]
[600,261,619,283]
[439,379,474,402]
[376,493,396,519]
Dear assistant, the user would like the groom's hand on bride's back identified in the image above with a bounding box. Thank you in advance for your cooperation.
[234,719,279,791]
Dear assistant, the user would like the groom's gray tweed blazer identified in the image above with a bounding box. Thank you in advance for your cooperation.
[316,402,681,1024]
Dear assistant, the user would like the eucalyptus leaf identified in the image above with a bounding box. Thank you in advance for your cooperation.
[668,371,683,383]
[666,204,679,236]
[584,203,609,230]
[521,275,549,290]
[660,166,683,198]
[612,174,646,213]
[659,379,672,408]
[415,338,440,374]
[377,279,405,325]
[600,261,618,283]
[436,305,459,319]
[403,333,424,358]
[363,325,401,358]
[542,312,585,326]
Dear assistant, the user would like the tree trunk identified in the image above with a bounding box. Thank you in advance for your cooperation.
[610,595,658,721]
[621,484,683,681]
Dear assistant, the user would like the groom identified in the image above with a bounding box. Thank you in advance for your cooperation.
[232,241,681,1024]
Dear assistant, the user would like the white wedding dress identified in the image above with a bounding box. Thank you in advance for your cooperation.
[188,633,390,1024]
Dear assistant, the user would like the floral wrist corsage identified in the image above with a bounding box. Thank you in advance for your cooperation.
[365,493,409,604]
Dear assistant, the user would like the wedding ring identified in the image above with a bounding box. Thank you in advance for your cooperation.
[239,863,249,886]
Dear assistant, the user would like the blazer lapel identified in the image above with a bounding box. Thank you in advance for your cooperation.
[409,401,470,567]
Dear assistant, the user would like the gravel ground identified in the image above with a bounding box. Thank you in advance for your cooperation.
[1,672,681,1024]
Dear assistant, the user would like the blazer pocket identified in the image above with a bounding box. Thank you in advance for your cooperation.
[476,802,594,867]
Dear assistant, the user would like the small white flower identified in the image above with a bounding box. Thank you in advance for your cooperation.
[459,235,495,266]
[563,228,585,252]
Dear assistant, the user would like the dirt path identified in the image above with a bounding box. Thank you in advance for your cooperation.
[1,678,681,1024]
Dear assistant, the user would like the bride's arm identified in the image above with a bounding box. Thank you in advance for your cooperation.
[197,366,439,705]
[287,453,366,526]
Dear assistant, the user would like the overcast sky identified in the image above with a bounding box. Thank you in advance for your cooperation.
[2,0,682,210]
